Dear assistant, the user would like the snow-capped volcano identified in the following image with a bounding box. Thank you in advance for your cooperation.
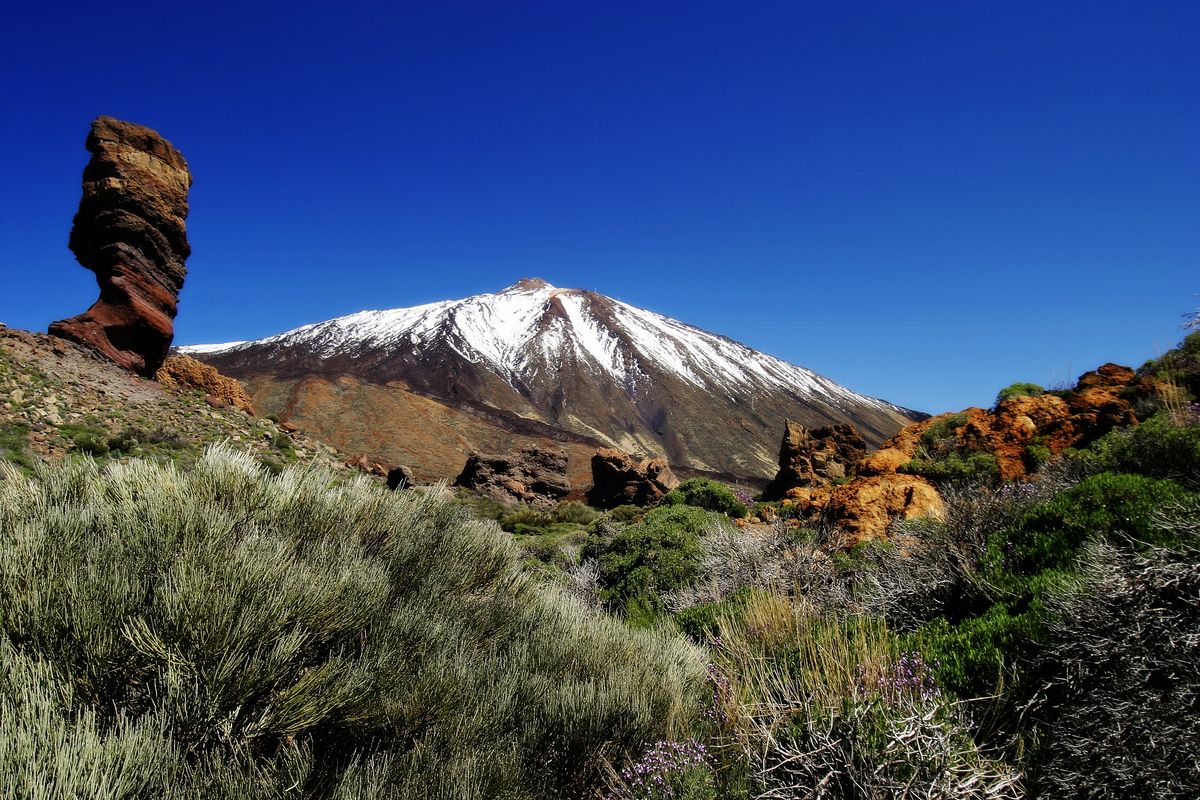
[185,279,921,479]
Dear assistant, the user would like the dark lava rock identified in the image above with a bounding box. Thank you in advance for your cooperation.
[585,447,679,509]
[455,444,570,507]
[387,465,416,491]
[49,116,192,376]
[762,421,867,501]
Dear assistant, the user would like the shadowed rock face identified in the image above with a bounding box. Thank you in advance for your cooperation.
[49,116,192,376]
[762,421,867,500]
[455,444,571,507]
[586,447,679,508]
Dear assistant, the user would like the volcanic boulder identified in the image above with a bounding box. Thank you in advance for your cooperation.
[1068,363,1145,446]
[346,454,387,477]
[783,474,945,546]
[772,362,1157,544]
[586,447,679,508]
[762,421,867,500]
[49,116,192,376]
[878,363,1153,482]
[155,355,255,415]
[455,444,571,507]
[387,465,416,491]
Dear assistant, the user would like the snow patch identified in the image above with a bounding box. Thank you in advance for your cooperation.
[182,279,904,416]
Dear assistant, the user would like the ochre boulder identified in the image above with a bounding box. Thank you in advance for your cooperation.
[346,454,388,477]
[1067,363,1145,445]
[827,474,944,544]
[856,447,911,477]
[49,116,192,376]
[773,362,1154,546]
[859,363,1151,483]
[978,395,1075,480]
[784,473,944,545]
[762,421,867,500]
[455,444,571,507]
[586,447,679,508]
[155,355,255,415]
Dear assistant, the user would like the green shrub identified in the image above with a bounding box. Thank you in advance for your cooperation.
[913,602,1050,700]
[919,413,968,455]
[995,382,1044,406]
[1024,442,1052,472]
[659,478,748,518]
[498,501,599,535]
[72,433,109,456]
[899,452,1000,486]
[673,588,755,641]
[553,500,600,525]
[107,427,142,454]
[0,447,703,798]
[589,505,720,614]
[1081,413,1200,489]
[58,423,111,456]
[0,422,35,474]
[606,504,646,524]
[498,505,555,533]
[1139,330,1200,400]
[518,528,587,567]
[919,471,1197,702]
[991,472,1195,577]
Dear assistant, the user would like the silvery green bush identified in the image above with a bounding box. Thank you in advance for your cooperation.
[0,446,703,799]
[1029,537,1200,799]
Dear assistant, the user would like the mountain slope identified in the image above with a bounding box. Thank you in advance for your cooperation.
[185,279,922,480]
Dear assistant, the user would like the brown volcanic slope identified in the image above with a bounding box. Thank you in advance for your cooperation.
[237,373,609,490]
[187,280,923,482]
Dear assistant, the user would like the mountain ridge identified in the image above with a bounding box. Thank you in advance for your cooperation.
[185,279,923,480]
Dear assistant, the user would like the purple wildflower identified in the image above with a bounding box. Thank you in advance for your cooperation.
[855,650,941,705]
[607,738,711,799]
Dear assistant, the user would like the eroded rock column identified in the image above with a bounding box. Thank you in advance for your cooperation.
[50,116,192,376]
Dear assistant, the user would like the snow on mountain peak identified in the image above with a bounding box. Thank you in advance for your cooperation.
[179,281,901,414]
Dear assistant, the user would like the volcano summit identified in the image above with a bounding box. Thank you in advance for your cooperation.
[184,279,921,482]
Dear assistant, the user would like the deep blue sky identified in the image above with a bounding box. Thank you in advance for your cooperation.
[2,2,1197,413]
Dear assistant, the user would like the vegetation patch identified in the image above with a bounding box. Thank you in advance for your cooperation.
[660,477,749,518]
[995,382,1045,406]
[587,504,723,619]
[900,451,1000,485]
[0,421,35,474]
[0,447,703,798]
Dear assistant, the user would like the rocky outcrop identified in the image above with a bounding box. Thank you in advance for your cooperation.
[783,474,945,545]
[455,444,571,507]
[49,116,192,376]
[155,355,255,415]
[0,326,341,470]
[346,454,388,477]
[1068,363,1145,446]
[755,419,941,541]
[880,363,1153,482]
[586,447,679,508]
[774,362,1155,544]
[762,421,867,500]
